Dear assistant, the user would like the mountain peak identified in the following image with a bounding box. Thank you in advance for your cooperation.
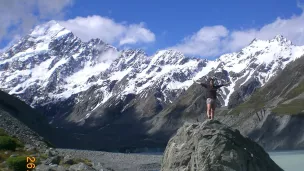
[273,34,285,41]
[155,49,185,59]
[248,34,292,48]
[271,34,292,44]
[29,20,71,38]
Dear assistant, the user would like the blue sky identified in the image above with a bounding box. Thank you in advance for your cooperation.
[1,0,304,58]
[68,0,302,49]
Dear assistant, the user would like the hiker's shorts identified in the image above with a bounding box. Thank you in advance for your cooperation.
[206,98,215,105]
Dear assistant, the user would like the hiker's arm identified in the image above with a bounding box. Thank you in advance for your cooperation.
[215,82,230,89]
[200,83,208,88]
[193,80,207,88]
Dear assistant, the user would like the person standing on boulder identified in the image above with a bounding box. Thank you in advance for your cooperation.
[193,77,230,120]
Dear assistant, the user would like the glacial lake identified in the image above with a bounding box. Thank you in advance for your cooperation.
[269,150,304,171]
[137,150,304,171]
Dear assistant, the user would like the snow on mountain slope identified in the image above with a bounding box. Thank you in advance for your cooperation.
[0,21,304,121]
[218,35,304,105]
[0,22,118,111]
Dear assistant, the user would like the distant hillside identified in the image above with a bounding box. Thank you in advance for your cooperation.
[230,54,304,115]
[0,90,55,148]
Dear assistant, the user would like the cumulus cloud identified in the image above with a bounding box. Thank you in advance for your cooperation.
[59,15,155,46]
[172,26,229,57]
[171,9,304,57]
[0,0,73,43]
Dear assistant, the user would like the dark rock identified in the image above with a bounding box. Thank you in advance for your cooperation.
[44,155,62,165]
[228,78,260,109]
[69,162,95,171]
[161,120,283,171]
[62,155,75,165]
[45,148,59,157]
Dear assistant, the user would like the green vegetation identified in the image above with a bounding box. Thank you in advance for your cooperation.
[0,128,92,170]
[0,128,8,136]
[272,99,304,115]
[11,137,24,148]
[6,156,27,171]
[230,91,266,115]
[229,79,304,115]
[0,136,17,151]
[0,150,10,162]
[0,148,41,170]
[284,81,304,99]
[0,128,42,170]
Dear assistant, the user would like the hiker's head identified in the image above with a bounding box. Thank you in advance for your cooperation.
[209,78,214,86]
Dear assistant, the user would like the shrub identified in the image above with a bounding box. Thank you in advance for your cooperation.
[6,156,27,171]
[0,136,17,151]
[0,128,7,136]
[11,136,24,148]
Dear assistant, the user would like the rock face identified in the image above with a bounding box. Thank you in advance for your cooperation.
[161,120,283,171]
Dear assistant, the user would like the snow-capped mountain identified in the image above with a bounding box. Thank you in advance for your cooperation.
[0,21,304,123]
[0,21,116,105]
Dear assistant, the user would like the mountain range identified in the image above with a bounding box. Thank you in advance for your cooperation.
[0,20,303,151]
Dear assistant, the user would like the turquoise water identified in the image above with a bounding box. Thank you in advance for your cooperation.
[138,150,304,171]
[269,150,304,171]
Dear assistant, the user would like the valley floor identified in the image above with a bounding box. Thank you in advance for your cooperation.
[57,148,162,171]
[57,148,304,171]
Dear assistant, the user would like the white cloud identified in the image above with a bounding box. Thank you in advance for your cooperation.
[172,26,229,57]
[119,22,155,45]
[171,9,304,57]
[59,15,155,46]
[0,0,73,43]
[97,47,120,62]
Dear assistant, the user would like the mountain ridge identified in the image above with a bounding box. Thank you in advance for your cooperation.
[1,20,304,151]
[1,20,303,119]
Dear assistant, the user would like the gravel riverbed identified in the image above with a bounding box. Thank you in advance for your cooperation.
[57,148,162,171]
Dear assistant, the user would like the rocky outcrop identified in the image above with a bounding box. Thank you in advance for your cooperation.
[161,120,283,171]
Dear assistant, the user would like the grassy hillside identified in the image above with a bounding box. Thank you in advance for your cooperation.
[230,55,304,115]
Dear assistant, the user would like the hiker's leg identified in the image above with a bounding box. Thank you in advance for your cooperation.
[210,101,216,119]
[206,98,211,119]
[206,103,211,119]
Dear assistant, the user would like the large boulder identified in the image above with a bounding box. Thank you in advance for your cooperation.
[161,120,283,171]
